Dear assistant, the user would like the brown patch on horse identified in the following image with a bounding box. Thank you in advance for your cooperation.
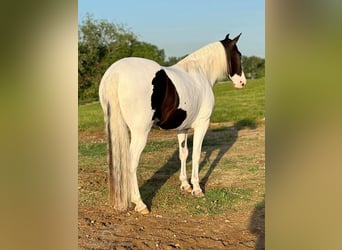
[151,69,187,129]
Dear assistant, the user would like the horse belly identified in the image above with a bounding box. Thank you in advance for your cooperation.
[174,97,201,129]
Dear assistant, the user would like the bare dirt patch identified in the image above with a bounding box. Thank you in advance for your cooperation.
[79,206,263,249]
[79,123,265,249]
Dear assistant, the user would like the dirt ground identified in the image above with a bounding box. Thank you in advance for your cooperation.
[78,205,264,250]
[78,124,265,249]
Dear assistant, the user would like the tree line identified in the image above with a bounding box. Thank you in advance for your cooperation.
[79,15,264,103]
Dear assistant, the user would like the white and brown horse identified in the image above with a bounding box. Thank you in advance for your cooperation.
[99,34,246,214]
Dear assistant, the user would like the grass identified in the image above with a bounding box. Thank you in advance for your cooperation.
[78,78,265,215]
[190,187,252,215]
[78,102,104,133]
[150,184,253,215]
[79,142,107,158]
[143,140,178,153]
[212,78,265,125]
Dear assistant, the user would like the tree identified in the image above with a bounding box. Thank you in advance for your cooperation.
[131,41,165,65]
[78,15,138,102]
[79,15,168,103]
[164,55,187,66]
[242,56,265,79]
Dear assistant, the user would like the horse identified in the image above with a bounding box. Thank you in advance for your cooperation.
[99,33,247,214]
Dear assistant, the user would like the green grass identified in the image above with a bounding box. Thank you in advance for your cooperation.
[78,102,104,133]
[79,142,107,157]
[143,140,178,153]
[212,78,265,125]
[152,185,252,215]
[190,187,252,215]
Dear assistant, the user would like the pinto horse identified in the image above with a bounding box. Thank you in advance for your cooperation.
[99,34,246,214]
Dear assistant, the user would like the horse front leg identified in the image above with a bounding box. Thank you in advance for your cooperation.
[177,130,192,193]
[191,121,209,197]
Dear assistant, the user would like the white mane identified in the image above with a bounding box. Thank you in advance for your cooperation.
[176,42,227,85]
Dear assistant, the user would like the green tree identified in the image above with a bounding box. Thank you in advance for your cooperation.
[78,15,137,102]
[78,15,169,103]
[131,41,165,65]
[164,55,187,66]
[242,56,265,79]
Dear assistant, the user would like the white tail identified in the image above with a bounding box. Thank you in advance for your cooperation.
[99,74,131,211]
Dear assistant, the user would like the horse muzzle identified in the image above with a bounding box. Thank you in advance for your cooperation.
[230,71,247,89]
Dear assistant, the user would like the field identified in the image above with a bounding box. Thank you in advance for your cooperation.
[78,78,265,249]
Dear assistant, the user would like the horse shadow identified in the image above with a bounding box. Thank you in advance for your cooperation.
[249,198,265,249]
[140,119,257,210]
[198,125,238,192]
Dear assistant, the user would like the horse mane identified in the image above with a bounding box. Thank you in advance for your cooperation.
[175,42,227,84]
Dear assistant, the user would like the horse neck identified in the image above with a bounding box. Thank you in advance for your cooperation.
[176,42,227,87]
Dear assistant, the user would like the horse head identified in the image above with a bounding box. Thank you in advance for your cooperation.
[220,33,247,89]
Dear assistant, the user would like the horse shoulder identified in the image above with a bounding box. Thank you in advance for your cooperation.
[163,67,215,128]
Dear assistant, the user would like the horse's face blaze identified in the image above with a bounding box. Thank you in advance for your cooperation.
[220,33,247,88]
[229,71,247,89]
[151,69,187,129]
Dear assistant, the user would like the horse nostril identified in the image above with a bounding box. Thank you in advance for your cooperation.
[241,83,245,86]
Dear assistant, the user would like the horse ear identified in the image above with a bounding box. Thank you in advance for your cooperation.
[232,33,242,44]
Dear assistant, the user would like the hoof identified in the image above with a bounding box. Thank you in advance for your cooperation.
[135,206,150,215]
[192,189,204,197]
[181,184,192,193]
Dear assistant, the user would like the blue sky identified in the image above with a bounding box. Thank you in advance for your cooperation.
[78,0,265,58]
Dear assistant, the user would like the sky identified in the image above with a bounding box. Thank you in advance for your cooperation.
[78,0,265,58]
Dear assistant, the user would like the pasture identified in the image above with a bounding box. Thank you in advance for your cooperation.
[78,78,265,249]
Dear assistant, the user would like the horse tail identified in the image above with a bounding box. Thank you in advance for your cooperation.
[99,73,131,211]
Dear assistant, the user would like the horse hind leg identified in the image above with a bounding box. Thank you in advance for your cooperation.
[129,128,151,215]
[177,130,192,193]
